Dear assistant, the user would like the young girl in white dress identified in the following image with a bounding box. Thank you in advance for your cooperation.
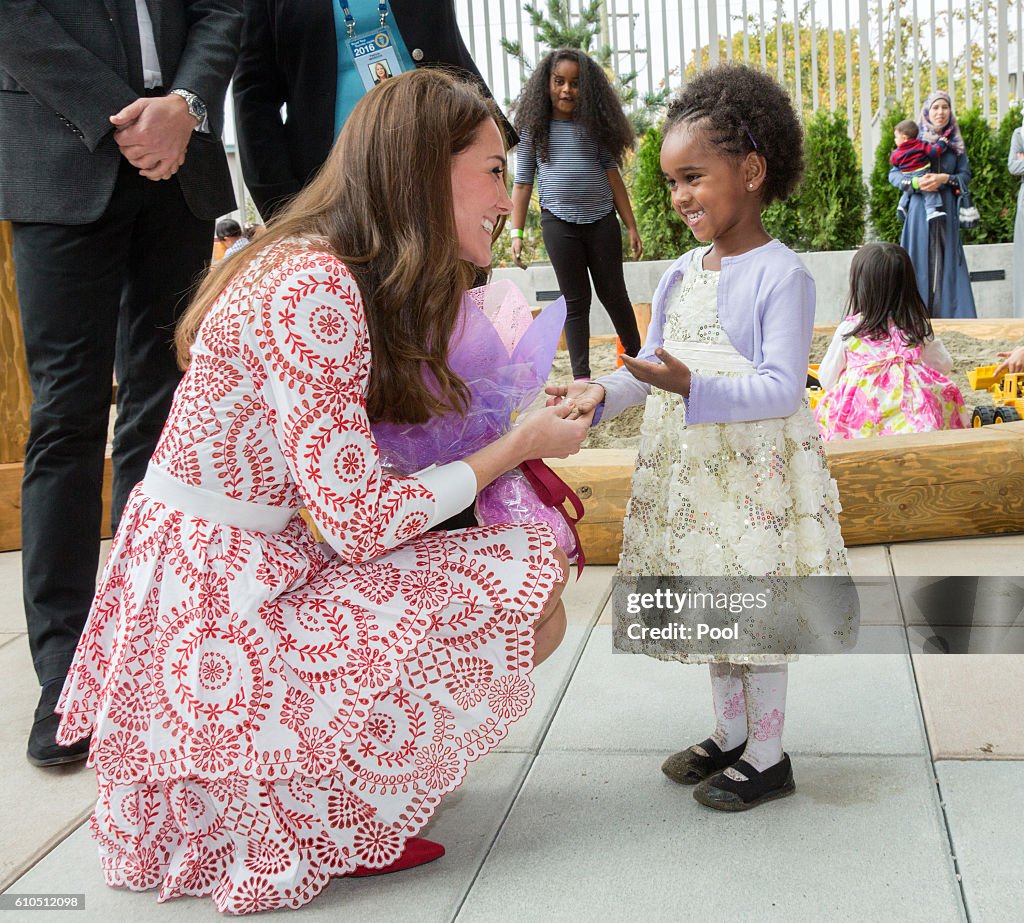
[553,64,853,811]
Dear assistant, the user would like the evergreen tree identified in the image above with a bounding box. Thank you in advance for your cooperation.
[868,106,909,244]
[631,125,694,260]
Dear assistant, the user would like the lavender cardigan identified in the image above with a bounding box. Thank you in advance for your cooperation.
[597,239,815,425]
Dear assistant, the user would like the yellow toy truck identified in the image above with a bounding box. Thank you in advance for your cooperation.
[806,365,824,410]
[967,365,1024,426]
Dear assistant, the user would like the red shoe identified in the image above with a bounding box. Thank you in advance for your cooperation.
[347,837,445,877]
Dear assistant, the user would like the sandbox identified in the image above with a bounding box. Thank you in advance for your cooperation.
[549,320,1024,560]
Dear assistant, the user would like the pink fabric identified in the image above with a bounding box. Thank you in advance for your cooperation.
[815,322,967,440]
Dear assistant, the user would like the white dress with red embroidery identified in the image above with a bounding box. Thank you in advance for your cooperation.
[56,239,562,915]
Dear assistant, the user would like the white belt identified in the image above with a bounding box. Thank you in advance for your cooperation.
[141,465,297,534]
[661,339,757,374]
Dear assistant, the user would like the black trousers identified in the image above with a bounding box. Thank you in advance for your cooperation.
[540,209,641,379]
[12,159,212,687]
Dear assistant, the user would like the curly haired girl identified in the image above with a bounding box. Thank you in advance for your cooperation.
[551,63,854,811]
[510,48,642,380]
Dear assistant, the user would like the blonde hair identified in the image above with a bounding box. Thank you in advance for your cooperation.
[176,69,503,424]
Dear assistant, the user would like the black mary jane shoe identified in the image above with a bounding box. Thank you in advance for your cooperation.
[692,754,795,811]
[661,738,748,786]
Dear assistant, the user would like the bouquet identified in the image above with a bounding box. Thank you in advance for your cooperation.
[372,281,582,562]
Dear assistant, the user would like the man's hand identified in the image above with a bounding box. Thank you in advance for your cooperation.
[994,346,1024,376]
[110,95,195,180]
[620,348,692,397]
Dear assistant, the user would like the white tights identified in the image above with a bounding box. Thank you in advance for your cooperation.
[703,661,788,776]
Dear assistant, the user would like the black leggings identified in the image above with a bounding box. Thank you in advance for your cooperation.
[541,210,641,379]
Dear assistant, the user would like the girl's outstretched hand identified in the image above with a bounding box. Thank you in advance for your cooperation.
[514,403,590,459]
[621,348,692,397]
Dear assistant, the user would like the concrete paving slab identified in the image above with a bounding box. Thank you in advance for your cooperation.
[497,624,591,753]
[889,535,1024,577]
[7,752,533,923]
[0,640,97,892]
[906,624,1024,655]
[936,761,1024,921]
[845,543,893,577]
[456,752,964,922]
[560,565,613,626]
[0,633,21,650]
[912,654,1024,759]
[543,627,927,756]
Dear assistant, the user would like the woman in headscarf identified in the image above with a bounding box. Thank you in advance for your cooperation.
[888,90,977,318]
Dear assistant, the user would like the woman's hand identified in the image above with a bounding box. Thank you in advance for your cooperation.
[621,348,692,397]
[545,381,605,426]
[917,172,948,192]
[514,403,590,459]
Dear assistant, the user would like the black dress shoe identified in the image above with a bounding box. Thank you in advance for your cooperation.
[661,738,747,785]
[692,754,796,811]
[27,683,89,768]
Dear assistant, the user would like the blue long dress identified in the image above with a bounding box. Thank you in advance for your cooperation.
[889,148,977,318]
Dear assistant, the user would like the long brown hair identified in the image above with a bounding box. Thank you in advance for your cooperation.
[845,242,933,347]
[176,69,503,423]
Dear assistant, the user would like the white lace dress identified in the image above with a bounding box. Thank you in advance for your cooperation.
[615,248,852,662]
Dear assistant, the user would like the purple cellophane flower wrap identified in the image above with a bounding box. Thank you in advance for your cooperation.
[372,281,575,553]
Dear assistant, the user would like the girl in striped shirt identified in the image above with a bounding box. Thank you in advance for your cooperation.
[510,49,643,380]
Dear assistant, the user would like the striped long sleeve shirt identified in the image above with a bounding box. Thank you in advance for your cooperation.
[514,120,617,224]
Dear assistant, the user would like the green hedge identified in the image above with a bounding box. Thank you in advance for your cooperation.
[631,124,695,260]
[868,107,909,244]
[796,109,866,250]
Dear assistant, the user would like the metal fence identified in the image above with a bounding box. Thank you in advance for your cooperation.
[454,0,1022,171]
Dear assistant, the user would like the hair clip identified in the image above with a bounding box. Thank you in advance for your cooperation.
[742,123,759,150]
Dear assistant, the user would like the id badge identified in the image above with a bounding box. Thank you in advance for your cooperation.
[350,26,407,92]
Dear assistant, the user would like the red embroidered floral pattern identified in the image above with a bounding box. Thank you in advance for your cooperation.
[56,240,563,914]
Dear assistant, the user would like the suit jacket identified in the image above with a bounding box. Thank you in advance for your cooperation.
[0,0,243,224]
[233,0,515,219]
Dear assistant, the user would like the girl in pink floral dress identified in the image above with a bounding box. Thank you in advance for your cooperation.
[54,71,589,915]
[815,242,967,440]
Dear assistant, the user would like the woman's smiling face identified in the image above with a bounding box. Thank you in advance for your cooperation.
[929,97,951,130]
[450,119,512,266]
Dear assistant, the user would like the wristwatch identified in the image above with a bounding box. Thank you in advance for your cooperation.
[169,88,208,132]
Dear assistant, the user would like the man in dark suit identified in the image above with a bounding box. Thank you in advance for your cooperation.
[0,0,243,766]
[233,0,514,220]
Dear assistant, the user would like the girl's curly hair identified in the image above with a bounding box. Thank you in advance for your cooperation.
[664,63,804,205]
[512,49,634,164]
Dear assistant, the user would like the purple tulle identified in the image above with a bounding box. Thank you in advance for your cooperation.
[372,281,575,553]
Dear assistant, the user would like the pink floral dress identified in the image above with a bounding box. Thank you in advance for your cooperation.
[55,239,562,914]
[814,317,967,440]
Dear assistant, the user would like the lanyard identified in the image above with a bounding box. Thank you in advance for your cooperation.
[340,1,389,38]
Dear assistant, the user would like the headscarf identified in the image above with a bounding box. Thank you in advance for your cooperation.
[919,90,965,155]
